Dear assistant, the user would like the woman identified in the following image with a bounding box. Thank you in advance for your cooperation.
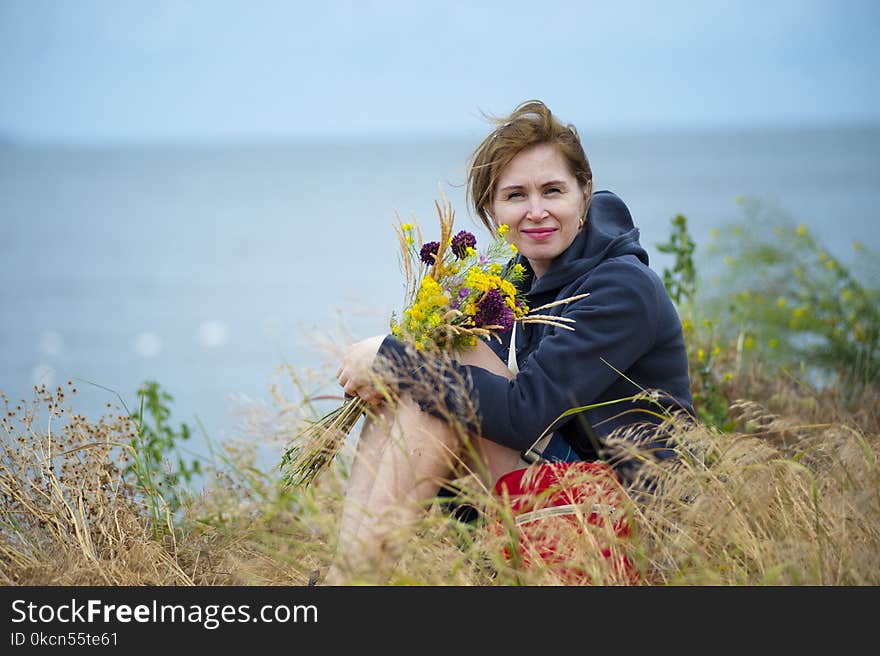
[327,100,693,583]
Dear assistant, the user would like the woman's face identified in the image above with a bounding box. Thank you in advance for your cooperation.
[490,142,590,279]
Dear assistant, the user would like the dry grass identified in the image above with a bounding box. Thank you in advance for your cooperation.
[1,369,878,586]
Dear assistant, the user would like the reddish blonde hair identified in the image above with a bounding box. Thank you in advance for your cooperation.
[467,100,592,232]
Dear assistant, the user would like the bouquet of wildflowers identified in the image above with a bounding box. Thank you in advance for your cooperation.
[281,196,582,488]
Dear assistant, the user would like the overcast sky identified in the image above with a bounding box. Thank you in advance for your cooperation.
[2,0,879,144]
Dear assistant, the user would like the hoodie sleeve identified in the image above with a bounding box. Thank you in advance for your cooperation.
[376,256,662,453]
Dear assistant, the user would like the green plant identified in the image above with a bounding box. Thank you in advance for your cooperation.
[706,197,880,393]
[128,380,201,529]
[657,214,735,430]
[656,214,697,306]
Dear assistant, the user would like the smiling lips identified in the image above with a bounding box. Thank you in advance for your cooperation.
[522,227,557,242]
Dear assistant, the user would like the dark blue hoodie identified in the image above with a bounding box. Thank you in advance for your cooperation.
[378,190,694,462]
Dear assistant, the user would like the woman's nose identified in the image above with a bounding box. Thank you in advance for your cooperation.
[526,198,549,221]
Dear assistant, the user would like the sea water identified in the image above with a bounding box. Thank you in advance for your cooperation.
[2,125,878,470]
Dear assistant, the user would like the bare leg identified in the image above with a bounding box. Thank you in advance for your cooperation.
[451,340,519,485]
[325,397,460,584]
[324,340,521,584]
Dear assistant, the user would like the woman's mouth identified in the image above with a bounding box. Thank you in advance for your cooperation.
[522,227,557,242]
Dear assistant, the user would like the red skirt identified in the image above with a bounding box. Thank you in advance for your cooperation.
[490,461,639,584]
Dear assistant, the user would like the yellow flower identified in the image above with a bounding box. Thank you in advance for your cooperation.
[406,236,414,245]
[768,338,778,349]
[776,297,787,308]
[853,240,863,251]
[509,244,518,254]
[724,255,734,266]
[825,259,836,271]
[842,289,853,302]
[497,224,509,237]
[401,223,413,231]
[420,277,442,294]
[796,224,808,237]
[697,348,705,363]
[723,372,733,382]
[712,346,721,357]
[744,337,755,350]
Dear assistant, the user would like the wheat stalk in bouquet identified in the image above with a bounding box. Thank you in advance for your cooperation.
[281,195,588,488]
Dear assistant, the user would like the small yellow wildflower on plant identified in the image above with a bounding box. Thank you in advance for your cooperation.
[796,224,808,237]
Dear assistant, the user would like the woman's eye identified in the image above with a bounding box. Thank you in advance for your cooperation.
[545,187,561,195]
[506,191,523,200]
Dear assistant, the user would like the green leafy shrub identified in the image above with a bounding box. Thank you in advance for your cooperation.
[128,380,201,529]
[705,197,879,394]
[657,214,735,430]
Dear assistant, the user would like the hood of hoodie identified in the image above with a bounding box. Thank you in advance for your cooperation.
[523,190,648,297]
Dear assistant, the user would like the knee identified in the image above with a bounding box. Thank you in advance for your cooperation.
[456,340,514,381]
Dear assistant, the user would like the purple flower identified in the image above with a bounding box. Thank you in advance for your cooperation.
[420,241,440,265]
[451,230,477,259]
[474,288,513,332]
[496,305,515,332]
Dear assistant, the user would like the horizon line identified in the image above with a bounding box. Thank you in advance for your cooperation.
[3,117,880,150]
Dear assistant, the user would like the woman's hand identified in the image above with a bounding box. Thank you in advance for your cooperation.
[336,335,387,405]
